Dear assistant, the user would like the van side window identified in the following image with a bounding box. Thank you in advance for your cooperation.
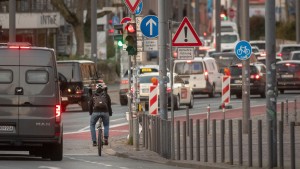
[0,70,13,83]
[26,70,49,84]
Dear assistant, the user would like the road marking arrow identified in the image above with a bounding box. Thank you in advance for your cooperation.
[146,18,157,36]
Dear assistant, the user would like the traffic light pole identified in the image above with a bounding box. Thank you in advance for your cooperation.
[266,0,277,167]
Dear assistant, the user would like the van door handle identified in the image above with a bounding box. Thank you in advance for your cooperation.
[22,102,33,106]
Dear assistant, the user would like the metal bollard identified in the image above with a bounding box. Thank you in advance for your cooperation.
[176,121,181,160]
[207,104,210,134]
[281,102,284,123]
[268,120,273,168]
[212,119,216,163]
[133,117,140,151]
[248,120,252,167]
[238,120,243,166]
[196,119,200,161]
[258,120,262,168]
[183,121,187,160]
[146,115,149,150]
[229,119,233,165]
[186,105,189,136]
[290,122,295,169]
[286,99,289,125]
[189,119,193,160]
[221,119,225,163]
[156,117,159,154]
[294,99,297,122]
[203,119,208,162]
[279,121,283,169]
[142,114,145,147]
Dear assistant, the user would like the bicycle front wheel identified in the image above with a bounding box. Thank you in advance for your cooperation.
[98,128,102,156]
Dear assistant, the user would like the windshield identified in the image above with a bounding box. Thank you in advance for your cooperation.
[174,62,204,75]
[57,62,80,81]
[230,66,258,76]
[210,53,241,70]
[250,43,265,50]
[221,34,238,43]
[291,53,300,60]
[277,63,300,73]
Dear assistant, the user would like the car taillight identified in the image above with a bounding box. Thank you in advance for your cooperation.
[56,105,61,123]
[250,74,260,79]
[277,53,282,57]
[76,89,83,94]
[204,71,209,80]
[121,80,129,84]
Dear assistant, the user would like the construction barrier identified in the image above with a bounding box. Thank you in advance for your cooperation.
[149,85,158,115]
[220,75,232,109]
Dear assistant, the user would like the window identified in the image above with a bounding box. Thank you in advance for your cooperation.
[174,62,204,75]
[0,70,13,83]
[26,70,49,84]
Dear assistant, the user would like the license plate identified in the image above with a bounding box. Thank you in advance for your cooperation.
[0,126,15,133]
[142,88,149,93]
[235,80,242,84]
[281,74,293,78]
[61,97,68,101]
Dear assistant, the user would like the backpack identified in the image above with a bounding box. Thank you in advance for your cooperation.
[93,92,108,112]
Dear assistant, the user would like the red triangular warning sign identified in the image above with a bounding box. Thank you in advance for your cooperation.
[172,17,202,47]
[124,0,141,13]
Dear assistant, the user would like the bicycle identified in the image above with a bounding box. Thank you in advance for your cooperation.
[97,117,104,156]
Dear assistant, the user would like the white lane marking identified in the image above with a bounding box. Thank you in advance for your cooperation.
[39,166,61,169]
[65,156,112,167]
[64,122,128,135]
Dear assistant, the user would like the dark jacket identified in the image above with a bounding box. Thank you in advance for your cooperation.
[89,92,113,116]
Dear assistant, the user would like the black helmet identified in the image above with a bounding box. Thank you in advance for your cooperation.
[96,83,107,93]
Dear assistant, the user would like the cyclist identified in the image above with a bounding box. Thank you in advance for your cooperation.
[89,83,113,146]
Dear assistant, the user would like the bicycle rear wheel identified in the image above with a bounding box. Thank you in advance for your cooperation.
[98,128,102,156]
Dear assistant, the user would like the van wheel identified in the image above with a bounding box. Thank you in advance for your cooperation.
[174,95,180,110]
[50,137,63,161]
[188,94,194,109]
[81,101,89,111]
[208,85,215,98]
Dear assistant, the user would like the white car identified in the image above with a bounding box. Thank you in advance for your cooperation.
[210,32,240,51]
[138,72,193,110]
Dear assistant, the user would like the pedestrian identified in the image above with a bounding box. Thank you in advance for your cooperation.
[89,83,113,146]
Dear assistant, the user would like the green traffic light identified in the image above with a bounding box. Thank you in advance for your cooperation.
[117,40,123,47]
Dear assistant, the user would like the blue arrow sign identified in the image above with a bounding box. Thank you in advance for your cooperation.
[235,40,252,60]
[140,15,159,38]
[135,1,143,15]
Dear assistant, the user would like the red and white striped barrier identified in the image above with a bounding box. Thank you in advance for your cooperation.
[149,85,158,115]
[222,75,231,106]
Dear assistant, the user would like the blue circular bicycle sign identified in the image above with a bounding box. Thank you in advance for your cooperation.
[234,40,252,60]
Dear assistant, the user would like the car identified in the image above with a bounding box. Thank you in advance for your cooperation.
[173,57,222,97]
[251,46,261,58]
[210,32,240,52]
[289,51,300,60]
[138,72,193,110]
[57,60,103,112]
[0,42,63,161]
[119,65,159,106]
[276,60,300,94]
[250,40,266,56]
[277,44,300,60]
[229,63,266,98]
[257,56,283,65]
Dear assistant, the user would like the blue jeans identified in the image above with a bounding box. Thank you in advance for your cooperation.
[90,112,110,142]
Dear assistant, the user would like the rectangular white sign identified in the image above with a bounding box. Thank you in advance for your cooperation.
[144,39,158,51]
[177,48,194,60]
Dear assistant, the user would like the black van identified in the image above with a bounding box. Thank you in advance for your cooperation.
[57,60,103,112]
[0,42,63,161]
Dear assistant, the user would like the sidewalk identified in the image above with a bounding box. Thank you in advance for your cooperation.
[105,101,300,169]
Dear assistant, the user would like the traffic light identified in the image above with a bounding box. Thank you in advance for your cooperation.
[124,23,137,55]
[113,24,123,48]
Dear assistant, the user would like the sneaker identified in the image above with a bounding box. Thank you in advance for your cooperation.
[93,141,97,146]
[104,139,108,145]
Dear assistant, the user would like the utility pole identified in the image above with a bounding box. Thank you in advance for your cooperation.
[91,0,98,66]
[215,0,221,52]
[241,0,250,134]
[266,0,277,167]
[296,0,300,43]
[158,0,168,120]
[195,0,200,35]
[9,0,16,42]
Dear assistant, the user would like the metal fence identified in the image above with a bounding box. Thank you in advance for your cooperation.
[140,99,300,169]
